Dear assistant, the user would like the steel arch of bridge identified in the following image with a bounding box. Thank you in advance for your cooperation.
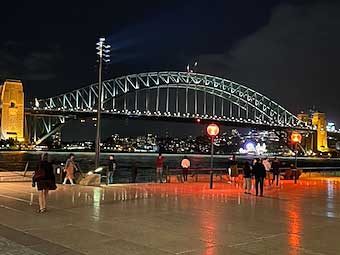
[35,71,308,128]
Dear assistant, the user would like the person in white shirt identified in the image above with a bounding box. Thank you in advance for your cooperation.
[181,156,191,182]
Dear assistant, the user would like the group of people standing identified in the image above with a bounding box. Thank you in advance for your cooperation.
[242,157,281,196]
[155,153,191,183]
[154,153,282,194]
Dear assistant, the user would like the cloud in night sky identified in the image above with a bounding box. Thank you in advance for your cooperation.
[199,1,340,123]
[0,42,63,82]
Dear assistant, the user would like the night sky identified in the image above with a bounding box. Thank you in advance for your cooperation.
[1,0,340,140]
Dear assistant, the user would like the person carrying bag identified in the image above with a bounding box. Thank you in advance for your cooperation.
[33,153,57,213]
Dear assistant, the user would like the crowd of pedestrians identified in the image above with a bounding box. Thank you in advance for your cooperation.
[150,153,288,197]
[32,150,292,213]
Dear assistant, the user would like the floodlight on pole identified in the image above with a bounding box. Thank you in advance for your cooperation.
[95,37,110,169]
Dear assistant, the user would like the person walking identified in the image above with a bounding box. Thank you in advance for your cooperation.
[243,161,252,194]
[181,156,191,182]
[262,157,272,185]
[253,158,266,196]
[156,153,165,183]
[63,153,77,185]
[271,157,280,186]
[107,155,117,184]
[131,161,138,183]
[33,153,57,213]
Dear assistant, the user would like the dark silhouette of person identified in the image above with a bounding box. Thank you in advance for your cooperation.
[107,155,117,184]
[253,158,266,196]
[243,161,252,194]
[33,153,57,213]
[131,162,138,183]
[271,157,281,186]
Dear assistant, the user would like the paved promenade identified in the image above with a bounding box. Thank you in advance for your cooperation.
[0,179,339,255]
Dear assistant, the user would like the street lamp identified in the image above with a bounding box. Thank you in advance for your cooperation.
[207,123,219,189]
[291,132,302,184]
[95,37,111,169]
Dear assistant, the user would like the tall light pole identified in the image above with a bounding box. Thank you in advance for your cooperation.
[291,132,302,184]
[207,123,220,189]
[95,38,110,169]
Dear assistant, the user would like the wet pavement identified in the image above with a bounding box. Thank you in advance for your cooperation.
[0,179,339,255]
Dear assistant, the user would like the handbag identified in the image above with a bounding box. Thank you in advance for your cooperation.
[32,163,46,182]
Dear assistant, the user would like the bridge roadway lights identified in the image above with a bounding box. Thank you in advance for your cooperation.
[32,71,319,145]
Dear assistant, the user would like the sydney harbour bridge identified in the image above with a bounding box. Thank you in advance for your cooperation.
[1,71,334,151]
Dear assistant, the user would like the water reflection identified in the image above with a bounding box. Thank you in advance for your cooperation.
[30,192,34,206]
[200,213,217,255]
[72,192,75,204]
[326,181,336,218]
[287,202,302,255]
[93,189,101,219]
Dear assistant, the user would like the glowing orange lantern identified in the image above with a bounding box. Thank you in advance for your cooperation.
[291,132,302,144]
[207,124,220,137]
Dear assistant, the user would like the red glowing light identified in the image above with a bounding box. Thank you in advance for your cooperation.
[291,132,302,144]
[207,124,219,137]
[196,118,201,123]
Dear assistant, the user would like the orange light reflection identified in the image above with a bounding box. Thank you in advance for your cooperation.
[199,211,217,255]
[287,202,302,255]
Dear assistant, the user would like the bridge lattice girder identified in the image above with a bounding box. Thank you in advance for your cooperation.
[35,71,308,128]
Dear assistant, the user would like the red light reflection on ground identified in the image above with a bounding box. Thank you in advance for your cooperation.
[199,212,217,255]
[287,201,302,254]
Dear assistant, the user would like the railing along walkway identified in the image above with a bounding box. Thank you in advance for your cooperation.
[165,166,340,183]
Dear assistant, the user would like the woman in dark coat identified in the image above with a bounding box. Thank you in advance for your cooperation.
[33,153,57,213]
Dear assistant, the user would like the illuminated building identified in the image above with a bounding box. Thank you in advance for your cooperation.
[312,112,328,152]
[0,80,24,141]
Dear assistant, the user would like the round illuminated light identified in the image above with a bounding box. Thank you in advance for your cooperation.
[245,142,256,151]
[207,124,220,137]
[291,132,302,143]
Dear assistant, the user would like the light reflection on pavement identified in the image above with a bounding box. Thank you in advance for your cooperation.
[0,179,339,254]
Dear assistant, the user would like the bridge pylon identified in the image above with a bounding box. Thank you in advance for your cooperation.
[0,80,24,142]
[298,111,329,152]
[312,112,329,152]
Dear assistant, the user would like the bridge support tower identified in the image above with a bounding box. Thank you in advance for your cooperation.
[0,80,24,142]
[312,112,328,152]
[298,112,329,152]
